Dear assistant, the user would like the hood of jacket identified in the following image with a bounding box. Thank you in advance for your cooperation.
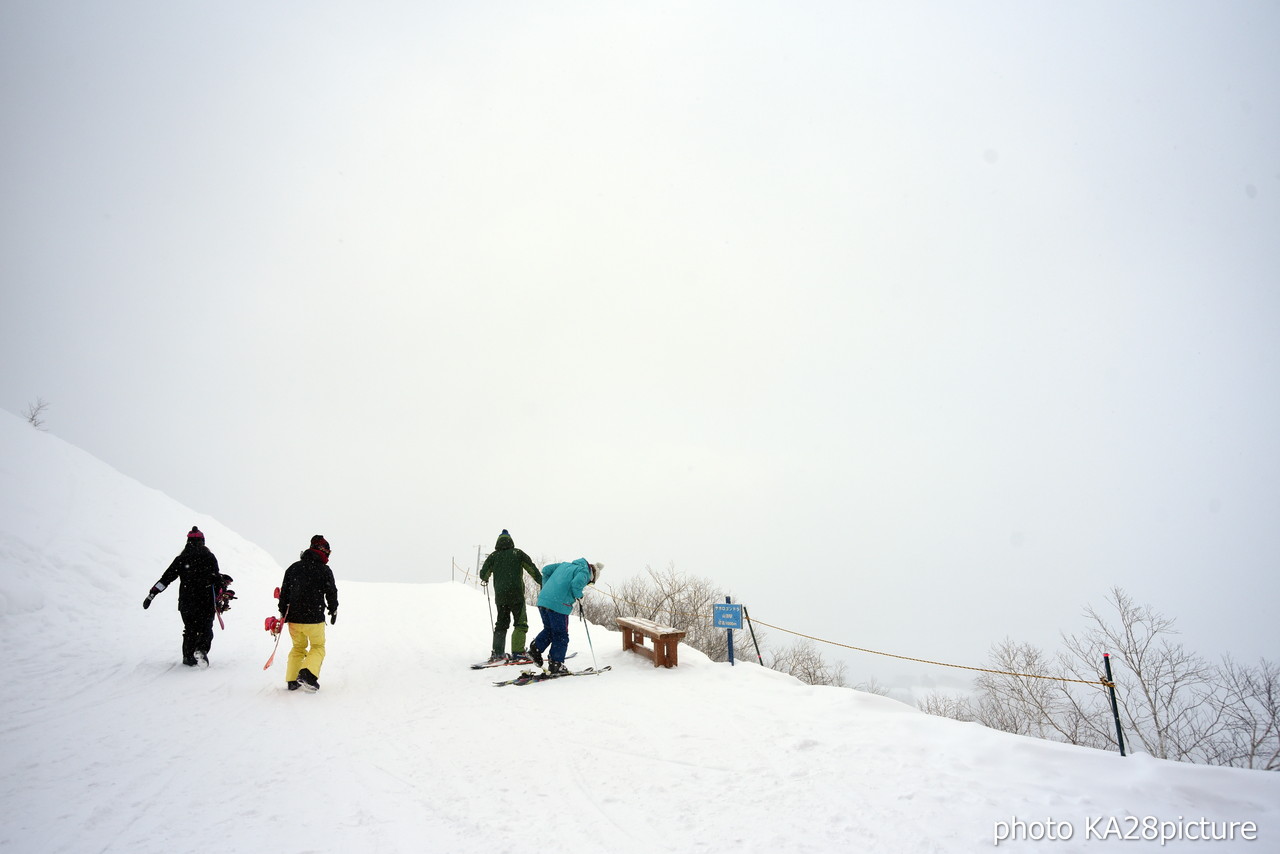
[494,533,514,551]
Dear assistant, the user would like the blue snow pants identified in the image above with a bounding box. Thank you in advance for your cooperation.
[532,606,570,662]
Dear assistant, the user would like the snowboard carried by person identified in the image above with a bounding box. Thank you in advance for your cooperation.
[263,586,289,671]
[214,573,236,628]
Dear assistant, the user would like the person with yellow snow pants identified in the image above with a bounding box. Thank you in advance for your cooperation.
[278,534,339,692]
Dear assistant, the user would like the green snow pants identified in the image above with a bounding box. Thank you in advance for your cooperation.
[492,600,529,655]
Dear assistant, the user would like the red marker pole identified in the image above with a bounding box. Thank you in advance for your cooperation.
[1103,653,1127,756]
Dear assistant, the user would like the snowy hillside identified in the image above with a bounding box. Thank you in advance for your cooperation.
[1,410,1277,854]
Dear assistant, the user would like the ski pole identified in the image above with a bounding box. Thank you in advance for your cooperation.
[579,601,597,669]
[484,578,494,632]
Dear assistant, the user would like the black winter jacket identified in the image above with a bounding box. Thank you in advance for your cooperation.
[158,542,222,616]
[279,549,339,624]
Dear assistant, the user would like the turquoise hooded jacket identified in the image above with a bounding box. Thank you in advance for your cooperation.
[536,559,592,615]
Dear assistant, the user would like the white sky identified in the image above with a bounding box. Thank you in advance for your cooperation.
[3,1,1278,692]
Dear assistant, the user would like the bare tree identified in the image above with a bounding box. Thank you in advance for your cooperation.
[582,562,759,662]
[967,639,1105,747]
[24,397,50,430]
[957,591,1230,760]
[585,565,857,685]
[1059,587,1223,762]
[1207,657,1280,770]
[927,588,1279,770]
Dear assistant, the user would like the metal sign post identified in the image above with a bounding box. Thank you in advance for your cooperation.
[713,597,744,666]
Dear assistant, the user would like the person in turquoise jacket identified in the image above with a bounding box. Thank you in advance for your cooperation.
[527,558,603,674]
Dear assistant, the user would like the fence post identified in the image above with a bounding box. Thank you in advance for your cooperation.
[1103,652,1127,757]
[742,605,764,665]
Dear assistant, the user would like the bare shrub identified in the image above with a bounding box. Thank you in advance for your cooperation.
[24,397,50,430]
[768,639,849,687]
[918,692,976,722]
[854,676,892,697]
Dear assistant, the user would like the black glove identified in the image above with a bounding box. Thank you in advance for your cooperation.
[329,610,338,625]
[143,582,164,610]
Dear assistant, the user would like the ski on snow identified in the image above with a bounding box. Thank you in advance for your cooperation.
[470,651,577,670]
[493,665,611,686]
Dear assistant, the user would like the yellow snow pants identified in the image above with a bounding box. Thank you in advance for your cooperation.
[286,622,326,681]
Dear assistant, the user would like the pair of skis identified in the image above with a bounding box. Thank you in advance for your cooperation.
[472,650,605,684]
[470,651,578,670]
[492,665,611,686]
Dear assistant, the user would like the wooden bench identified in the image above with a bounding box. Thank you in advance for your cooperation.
[616,617,687,668]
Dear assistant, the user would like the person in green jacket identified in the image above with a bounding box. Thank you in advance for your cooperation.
[479,529,542,663]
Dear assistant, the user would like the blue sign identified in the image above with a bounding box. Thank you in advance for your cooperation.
[713,603,743,629]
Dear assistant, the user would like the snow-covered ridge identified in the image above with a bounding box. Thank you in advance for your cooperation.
[1,409,1276,853]
[0,409,279,619]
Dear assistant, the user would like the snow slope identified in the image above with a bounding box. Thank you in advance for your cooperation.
[1,410,1276,853]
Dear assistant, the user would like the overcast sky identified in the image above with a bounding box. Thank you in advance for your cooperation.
[3,2,1277,692]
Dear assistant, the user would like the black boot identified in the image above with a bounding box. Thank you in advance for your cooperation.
[527,645,543,667]
[549,660,569,675]
[297,668,319,692]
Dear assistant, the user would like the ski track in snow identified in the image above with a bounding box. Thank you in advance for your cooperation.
[2,411,1279,853]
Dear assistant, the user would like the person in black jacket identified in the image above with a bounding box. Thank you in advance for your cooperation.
[143,526,222,667]
[278,534,339,692]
